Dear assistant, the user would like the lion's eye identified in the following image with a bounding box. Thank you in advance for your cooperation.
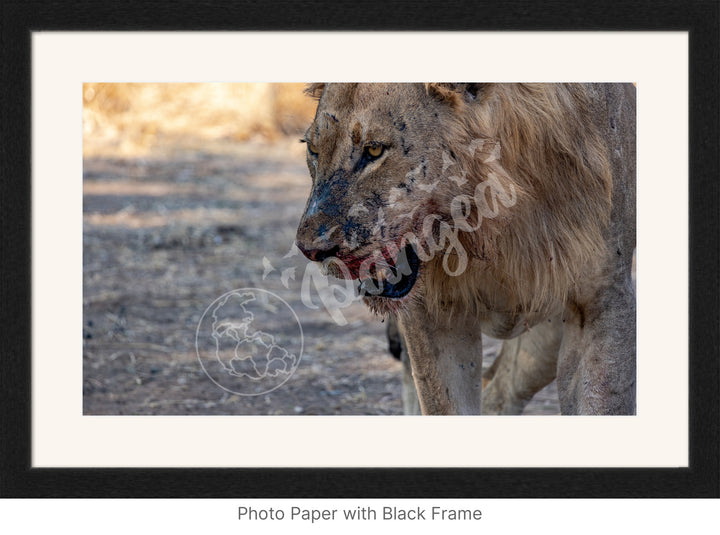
[307,142,319,156]
[366,145,384,159]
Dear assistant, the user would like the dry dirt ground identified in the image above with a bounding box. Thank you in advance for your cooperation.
[83,137,560,416]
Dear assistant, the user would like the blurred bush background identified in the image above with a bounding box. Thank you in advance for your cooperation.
[83,83,316,156]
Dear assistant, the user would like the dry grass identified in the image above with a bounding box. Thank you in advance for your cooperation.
[83,83,316,156]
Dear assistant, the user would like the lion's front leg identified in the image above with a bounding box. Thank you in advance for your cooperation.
[397,309,483,415]
[481,317,562,415]
[557,278,636,415]
[386,315,421,415]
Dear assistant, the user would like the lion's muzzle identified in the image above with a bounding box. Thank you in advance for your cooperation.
[296,232,421,299]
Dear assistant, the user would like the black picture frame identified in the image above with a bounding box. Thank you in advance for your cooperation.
[1,0,718,498]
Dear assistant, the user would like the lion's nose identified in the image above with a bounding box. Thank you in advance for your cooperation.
[296,243,341,263]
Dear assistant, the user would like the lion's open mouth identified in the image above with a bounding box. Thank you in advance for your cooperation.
[357,244,420,299]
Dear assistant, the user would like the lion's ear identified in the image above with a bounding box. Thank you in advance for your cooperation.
[425,83,462,105]
[426,83,487,105]
[304,83,326,100]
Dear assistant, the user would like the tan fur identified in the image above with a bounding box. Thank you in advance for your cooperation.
[421,83,613,322]
[296,83,636,415]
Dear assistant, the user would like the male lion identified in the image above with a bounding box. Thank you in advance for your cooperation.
[296,83,636,415]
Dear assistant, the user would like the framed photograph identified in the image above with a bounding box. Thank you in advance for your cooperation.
[1,0,718,504]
